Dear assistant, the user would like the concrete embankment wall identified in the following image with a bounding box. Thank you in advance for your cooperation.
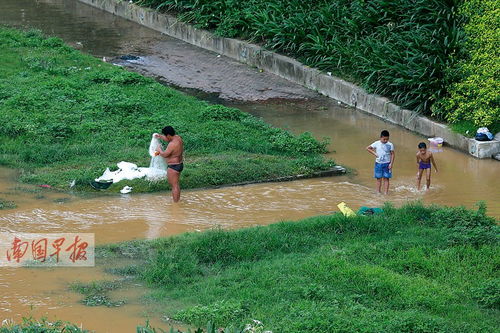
[78,0,499,158]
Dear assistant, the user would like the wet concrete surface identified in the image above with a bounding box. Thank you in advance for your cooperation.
[112,43,318,101]
[0,0,316,102]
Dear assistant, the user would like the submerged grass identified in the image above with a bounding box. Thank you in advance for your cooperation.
[0,317,90,333]
[0,198,16,209]
[0,27,333,193]
[69,280,126,307]
[100,202,499,332]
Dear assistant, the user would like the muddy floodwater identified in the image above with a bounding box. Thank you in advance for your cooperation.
[0,0,499,332]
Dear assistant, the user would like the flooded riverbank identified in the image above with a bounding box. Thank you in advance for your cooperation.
[0,0,498,331]
[235,99,500,217]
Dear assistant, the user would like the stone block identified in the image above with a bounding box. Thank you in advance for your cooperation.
[468,139,500,159]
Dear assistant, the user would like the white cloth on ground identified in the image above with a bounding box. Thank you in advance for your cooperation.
[95,134,168,183]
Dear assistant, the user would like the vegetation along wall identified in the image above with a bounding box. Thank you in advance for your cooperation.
[134,0,499,134]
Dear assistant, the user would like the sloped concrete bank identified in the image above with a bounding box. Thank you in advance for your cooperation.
[78,0,499,159]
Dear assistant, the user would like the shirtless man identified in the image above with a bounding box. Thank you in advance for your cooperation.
[155,126,184,202]
[416,142,438,190]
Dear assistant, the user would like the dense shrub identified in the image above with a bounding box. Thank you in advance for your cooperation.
[135,0,464,116]
[433,0,500,128]
[135,0,499,131]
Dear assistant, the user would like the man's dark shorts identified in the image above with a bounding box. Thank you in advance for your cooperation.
[168,163,184,173]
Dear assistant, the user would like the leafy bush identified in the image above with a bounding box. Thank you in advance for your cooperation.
[433,0,500,128]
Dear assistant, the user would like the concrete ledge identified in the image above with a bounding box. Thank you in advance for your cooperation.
[77,0,499,158]
[468,139,500,159]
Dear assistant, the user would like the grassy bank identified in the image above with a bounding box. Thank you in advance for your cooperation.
[0,27,333,193]
[0,318,90,333]
[98,202,499,332]
[433,0,500,133]
[133,0,499,133]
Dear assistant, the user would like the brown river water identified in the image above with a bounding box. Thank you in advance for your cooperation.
[0,0,499,331]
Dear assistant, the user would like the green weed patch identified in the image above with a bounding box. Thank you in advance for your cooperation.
[69,280,126,307]
[102,202,499,332]
[0,27,333,193]
[0,317,90,333]
[0,198,16,209]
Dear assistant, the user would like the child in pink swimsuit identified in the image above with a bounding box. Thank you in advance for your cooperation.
[416,142,438,190]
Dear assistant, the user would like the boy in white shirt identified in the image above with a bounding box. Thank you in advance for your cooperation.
[366,130,395,195]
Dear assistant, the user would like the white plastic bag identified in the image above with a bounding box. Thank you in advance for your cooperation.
[149,133,162,157]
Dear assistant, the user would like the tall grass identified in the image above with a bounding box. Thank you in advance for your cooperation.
[103,202,499,332]
[134,0,465,116]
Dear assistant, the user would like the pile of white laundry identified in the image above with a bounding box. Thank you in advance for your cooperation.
[94,134,168,192]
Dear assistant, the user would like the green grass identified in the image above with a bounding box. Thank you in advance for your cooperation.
[0,27,333,193]
[0,198,16,209]
[0,317,90,333]
[450,120,500,138]
[69,280,126,307]
[99,202,499,332]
